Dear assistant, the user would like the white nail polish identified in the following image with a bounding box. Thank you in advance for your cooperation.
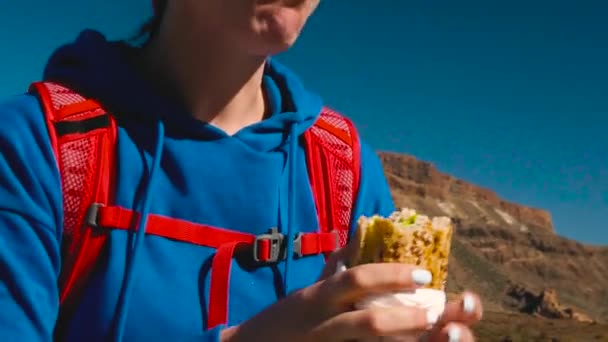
[463,294,475,314]
[412,269,432,285]
[426,310,439,326]
[335,261,347,274]
[448,326,461,342]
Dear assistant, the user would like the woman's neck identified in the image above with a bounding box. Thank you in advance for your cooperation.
[140,11,270,135]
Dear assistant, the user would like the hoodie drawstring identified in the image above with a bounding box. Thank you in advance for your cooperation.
[112,120,165,342]
[109,120,303,335]
[282,123,298,295]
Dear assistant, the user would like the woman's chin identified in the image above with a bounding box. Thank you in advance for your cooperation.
[251,7,305,54]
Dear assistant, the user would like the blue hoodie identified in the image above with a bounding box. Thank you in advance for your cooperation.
[0,30,395,342]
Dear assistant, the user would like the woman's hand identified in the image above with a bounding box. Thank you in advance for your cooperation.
[222,247,483,342]
[423,291,482,342]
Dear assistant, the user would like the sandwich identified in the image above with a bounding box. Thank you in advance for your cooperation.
[348,208,454,290]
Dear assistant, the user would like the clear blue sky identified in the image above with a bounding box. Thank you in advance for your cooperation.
[1,1,606,245]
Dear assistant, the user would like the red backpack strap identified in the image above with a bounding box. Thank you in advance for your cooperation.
[28,81,117,326]
[304,107,362,249]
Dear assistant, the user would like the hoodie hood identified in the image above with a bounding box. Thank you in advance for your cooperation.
[43,29,323,151]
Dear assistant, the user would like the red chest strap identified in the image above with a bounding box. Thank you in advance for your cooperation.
[87,204,339,329]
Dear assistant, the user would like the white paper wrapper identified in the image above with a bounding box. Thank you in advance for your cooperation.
[355,288,446,318]
[336,262,446,342]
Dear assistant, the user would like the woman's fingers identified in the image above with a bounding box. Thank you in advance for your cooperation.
[317,263,433,308]
[318,240,360,281]
[318,247,353,281]
[427,323,475,342]
[437,292,483,327]
[311,306,436,341]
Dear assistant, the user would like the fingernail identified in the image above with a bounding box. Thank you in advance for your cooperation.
[335,261,347,274]
[412,269,432,285]
[463,293,475,314]
[448,326,461,342]
[426,310,439,325]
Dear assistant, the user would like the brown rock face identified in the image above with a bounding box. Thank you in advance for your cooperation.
[377,151,608,323]
[505,285,594,323]
[379,152,553,234]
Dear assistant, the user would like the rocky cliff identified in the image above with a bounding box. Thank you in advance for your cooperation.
[379,152,553,234]
[378,151,608,324]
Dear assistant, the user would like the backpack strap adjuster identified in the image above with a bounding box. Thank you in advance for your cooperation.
[252,228,285,263]
[293,233,304,258]
[252,229,326,262]
[85,203,104,228]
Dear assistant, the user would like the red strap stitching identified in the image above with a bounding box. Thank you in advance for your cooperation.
[56,99,105,120]
[314,117,353,145]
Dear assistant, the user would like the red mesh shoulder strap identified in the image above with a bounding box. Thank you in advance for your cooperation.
[304,107,361,248]
[29,82,117,314]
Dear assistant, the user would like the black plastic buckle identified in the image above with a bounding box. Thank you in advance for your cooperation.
[84,203,103,228]
[253,228,285,263]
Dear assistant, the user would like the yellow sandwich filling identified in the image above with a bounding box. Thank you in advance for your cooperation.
[352,208,453,290]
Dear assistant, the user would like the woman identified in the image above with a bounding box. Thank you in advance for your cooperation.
[0,0,483,341]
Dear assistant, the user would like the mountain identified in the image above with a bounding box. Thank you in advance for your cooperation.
[378,151,608,341]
